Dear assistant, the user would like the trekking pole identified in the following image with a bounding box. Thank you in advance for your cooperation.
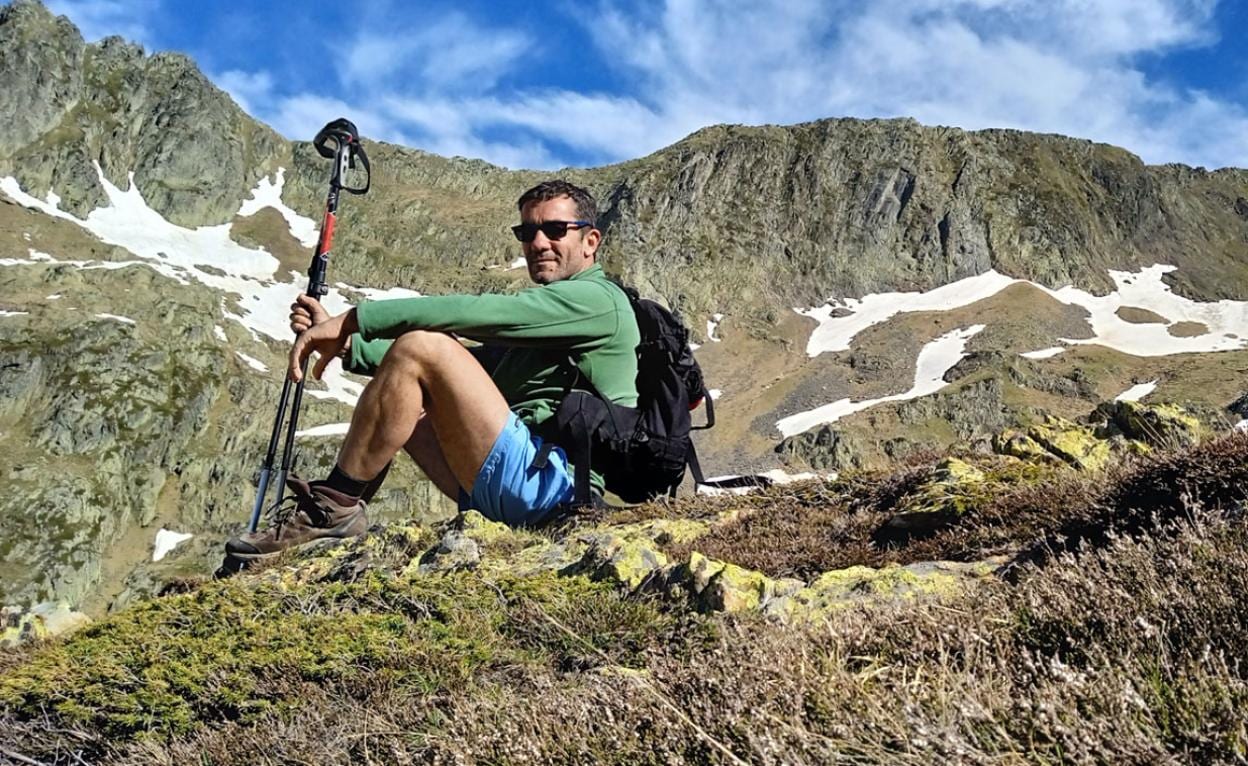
[247,118,371,533]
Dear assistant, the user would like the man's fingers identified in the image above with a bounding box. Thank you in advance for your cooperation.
[295,293,329,321]
[289,334,308,382]
[311,348,333,381]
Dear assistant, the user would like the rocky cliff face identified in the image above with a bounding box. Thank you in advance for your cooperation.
[0,0,287,225]
[1,0,1247,612]
[595,122,1248,315]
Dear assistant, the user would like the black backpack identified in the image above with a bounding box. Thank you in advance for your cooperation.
[534,280,714,506]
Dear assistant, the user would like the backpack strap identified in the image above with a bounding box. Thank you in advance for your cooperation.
[539,380,605,509]
[686,440,707,490]
[693,385,715,430]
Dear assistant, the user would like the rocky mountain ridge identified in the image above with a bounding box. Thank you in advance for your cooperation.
[2,0,1248,614]
[4,1,1247,315]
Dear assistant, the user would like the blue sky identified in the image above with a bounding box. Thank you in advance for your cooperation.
[36,0,1248,171]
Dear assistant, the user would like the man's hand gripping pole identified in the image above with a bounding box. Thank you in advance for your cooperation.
[247,118,370,533]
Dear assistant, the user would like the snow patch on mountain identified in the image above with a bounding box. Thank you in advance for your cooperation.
[94,313,136,325]
[235,352,269,372]
[294,423,352,438]
[152,529,193,562]
[352,285,424,301]
[236,167,320,248]
[1115,380,1158,402]
[800,266,1248,359]
[798,271,1016,356]
[707,313,724,342]
[777,325,986,437]
[0,167,402,408]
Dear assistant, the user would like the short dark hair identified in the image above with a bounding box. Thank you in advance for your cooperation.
[516,180,597,227]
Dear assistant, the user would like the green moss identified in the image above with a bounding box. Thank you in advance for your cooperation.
[0,569,671,742]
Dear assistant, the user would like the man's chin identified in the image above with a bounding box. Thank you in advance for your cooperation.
[529,266,558,284]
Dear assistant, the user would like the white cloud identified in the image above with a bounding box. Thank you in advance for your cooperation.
[572,0,1247,169]
[215,69,274,117]
[45,0,158,47]
[205,0,1247,170]
[344,14,528,90]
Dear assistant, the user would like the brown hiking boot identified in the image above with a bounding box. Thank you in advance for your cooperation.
[225,476,368,561]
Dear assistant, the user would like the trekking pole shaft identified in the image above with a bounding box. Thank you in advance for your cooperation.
[249,373,295,532]
[275,356,313,495]
[267,138,350,497]
[245,119,360,533]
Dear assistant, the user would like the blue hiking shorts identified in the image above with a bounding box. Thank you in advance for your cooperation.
[458,412,574,526]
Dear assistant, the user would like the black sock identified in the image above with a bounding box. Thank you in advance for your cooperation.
[323,464,370,498]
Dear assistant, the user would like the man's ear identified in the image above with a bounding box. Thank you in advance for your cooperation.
[583,227,602,259]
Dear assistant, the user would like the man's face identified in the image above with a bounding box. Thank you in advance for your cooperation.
[519,196,601,285]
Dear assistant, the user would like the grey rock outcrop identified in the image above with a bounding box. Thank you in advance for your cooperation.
[2,0,1247,614]
[0,0,287,224]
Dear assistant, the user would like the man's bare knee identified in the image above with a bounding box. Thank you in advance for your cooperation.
[383,330,463,373]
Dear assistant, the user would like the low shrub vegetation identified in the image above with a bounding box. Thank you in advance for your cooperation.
[2,435,1247,763]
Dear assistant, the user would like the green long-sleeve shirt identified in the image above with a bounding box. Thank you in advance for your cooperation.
[346,264,640,431]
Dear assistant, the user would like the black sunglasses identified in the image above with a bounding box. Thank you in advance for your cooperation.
[511,220,592,243]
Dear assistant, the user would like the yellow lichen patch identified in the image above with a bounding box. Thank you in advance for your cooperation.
[994,429,1060,464]
[679,553,777,613]
[1026,415,1112,470]
[610,518,710,547]
[1107,401,1206,449]
[502,538,587,577]
[457,510,532,547]
[573,534,669,589]
[781,559,1000,621]
[1,604,91,649]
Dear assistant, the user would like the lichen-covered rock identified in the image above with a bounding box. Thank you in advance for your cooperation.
[679,552,773,612]
[456,510,525,547]
[572,534,668,589]
[880,458,988,540]
[416,531,481,575]
[1093,400,1205,449]
[1,601,90,648]
[998,415,1111,470]
[669,551,1000,622]
[772,559,1002,622]
[994,429,1062,464]
[541,519,708,587]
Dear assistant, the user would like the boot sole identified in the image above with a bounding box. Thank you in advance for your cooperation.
[225,524,368,562]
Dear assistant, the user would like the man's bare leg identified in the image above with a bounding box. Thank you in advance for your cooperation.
[335,330,511,494]
[403,414,461,500]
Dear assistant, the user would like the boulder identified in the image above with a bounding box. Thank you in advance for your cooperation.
[669,552,1001,623]
[677,552,789,613]
[995,414,1110,470]
[1,602,91,648]
[572,534,668,589]
[1093,400,1205,449]
[878,458,988,541]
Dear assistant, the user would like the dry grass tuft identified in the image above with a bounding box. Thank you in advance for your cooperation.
[5,436,1248,763]
[668,434,1248,581]
[8,510,1244,764]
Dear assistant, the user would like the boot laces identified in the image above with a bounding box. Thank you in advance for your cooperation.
[264,493,303,529]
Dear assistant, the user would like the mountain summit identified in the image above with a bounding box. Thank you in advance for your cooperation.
[0,0,1247,619]
[0,0,285,225]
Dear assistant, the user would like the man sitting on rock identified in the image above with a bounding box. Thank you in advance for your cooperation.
[226,180,640,561]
